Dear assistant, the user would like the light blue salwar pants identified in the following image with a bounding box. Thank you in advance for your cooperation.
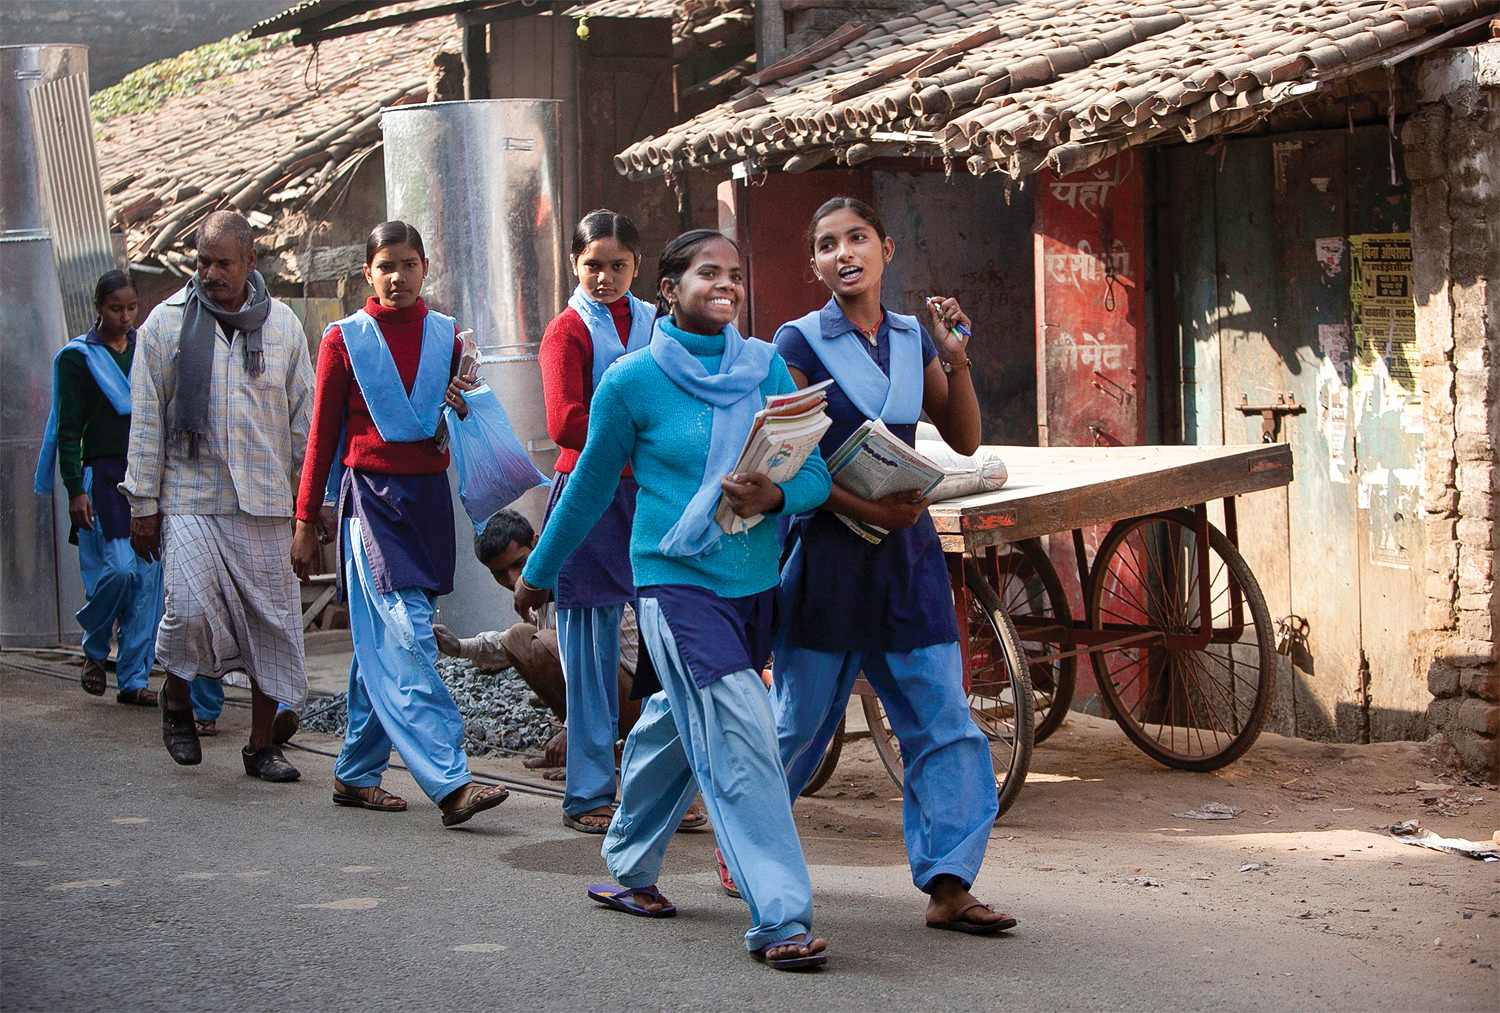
[603,597,814,952]
[773,641,998,892]
[333,517,471,804]
[557,604,624,817]
[189,676,292,722]
[75,467,162,693]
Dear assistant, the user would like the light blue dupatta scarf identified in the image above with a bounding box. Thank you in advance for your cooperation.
[567,284,655,388]
[321,307,455,501]
[786,303,924,424]
[649,317,775,559]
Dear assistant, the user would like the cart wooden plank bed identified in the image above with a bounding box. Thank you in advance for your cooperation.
[837,442,1294,817]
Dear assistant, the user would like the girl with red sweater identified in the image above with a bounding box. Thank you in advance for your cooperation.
[291,221,508,828]
[538,210,659,834]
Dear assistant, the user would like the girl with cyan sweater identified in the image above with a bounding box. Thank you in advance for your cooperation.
[514,230,833,971]
[291,221,508,828]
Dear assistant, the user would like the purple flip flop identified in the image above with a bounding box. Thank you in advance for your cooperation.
[587,884,677,919]
[751,934,828,971]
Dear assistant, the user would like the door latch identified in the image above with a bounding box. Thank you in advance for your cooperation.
[1237,393,1305,443]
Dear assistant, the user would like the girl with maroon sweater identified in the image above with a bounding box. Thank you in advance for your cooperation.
[291,221,507,827]
[538,210,661,834]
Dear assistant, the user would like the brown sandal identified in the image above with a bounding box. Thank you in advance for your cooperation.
[195,719,218,737]
[439,782,508,827]
[80,658,107,696]
[333,781,408,812]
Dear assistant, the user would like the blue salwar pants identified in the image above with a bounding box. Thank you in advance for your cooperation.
[603,597,814,952]
[76,467,162,693]
[773,641,998,892]
[333,517,471,804]
[189,676,292,723]
[557,604,624,817]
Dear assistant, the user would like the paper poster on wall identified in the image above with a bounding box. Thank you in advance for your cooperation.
[1350,232,1416,391]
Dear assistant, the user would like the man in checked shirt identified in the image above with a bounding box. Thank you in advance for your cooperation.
[122,211,315,783]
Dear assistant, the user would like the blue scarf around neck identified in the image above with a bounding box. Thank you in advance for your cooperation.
[34,327,135,496]
[649,316,775,559]
[567,284,655,388]
[787,303,924,424]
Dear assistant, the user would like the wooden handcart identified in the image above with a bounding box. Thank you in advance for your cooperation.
[818,442,1294,817]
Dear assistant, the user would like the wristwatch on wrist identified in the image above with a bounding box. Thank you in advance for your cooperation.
[941,356,972,374]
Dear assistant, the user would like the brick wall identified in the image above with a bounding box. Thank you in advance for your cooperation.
[1403,43,1500,780]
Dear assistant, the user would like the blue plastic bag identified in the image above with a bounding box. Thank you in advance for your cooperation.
[445,383,549,532]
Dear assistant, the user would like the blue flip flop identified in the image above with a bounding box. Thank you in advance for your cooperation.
[751,934,827,971]
[587,883,677,919]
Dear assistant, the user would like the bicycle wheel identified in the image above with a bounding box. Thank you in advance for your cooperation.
[860,561,1036,817]
[799,715,846,797]
[985,539,1076,743]
[964,559,1034,816]
[1085,510,1275,771]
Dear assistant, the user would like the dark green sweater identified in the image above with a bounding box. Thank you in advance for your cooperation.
[56,342,133,498]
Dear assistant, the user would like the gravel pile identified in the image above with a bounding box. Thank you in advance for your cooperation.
[300,656,557,757]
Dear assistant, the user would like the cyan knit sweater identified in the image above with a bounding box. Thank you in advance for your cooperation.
[523,322,831,599]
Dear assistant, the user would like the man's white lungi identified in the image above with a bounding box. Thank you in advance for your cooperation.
[157,513,307,707]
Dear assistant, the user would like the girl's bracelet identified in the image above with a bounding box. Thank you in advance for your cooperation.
[517,576,540,593]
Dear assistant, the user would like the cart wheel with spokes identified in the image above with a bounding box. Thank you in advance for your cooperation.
[799,715,845,797]
[861,559,1035,817]
[980,539,1076,743]
[1085,509,1275,771]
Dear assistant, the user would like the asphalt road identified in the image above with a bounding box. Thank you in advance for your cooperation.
[3,660,1495,1012]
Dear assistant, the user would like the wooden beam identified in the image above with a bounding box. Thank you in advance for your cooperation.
[293,0,506,45]
[463,21,490,99]
[746,19,867,87]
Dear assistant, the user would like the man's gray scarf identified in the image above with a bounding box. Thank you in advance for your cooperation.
[172,270,271,457]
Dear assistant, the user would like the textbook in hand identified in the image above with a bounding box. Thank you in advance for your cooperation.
[714,380,834,535]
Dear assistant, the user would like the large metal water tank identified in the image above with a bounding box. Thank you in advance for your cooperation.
[382,99,565,636]
[0,44,87,647]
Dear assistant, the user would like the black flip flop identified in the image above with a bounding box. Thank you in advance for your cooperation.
[440,783,509,827]
[676,810,708,833]
[587,883,676,918]
[927,901,1017,934]
[563,810,611,834]
[751,934,827,971]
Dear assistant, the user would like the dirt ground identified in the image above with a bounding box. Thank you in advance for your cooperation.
[474,706,1500,1003]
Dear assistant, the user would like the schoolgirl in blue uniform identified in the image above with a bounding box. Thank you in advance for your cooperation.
[515,230,833,970]
[539,209,657,834]
[773,197,1017,935]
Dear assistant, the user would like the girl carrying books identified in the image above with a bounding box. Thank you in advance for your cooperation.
[772,197,1017,935]
[540,209,704,835]
[514,229,832,970]
[292,220,508,827]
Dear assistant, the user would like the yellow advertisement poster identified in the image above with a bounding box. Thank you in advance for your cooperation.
[1350,232,1416,389]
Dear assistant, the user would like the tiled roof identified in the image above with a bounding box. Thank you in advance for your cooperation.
[95,0,706,272]
[616,0,1500,181]
[96,11,456,272]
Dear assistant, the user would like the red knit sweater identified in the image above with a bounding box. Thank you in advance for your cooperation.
[295,297,460,521]
[539,297,633,474]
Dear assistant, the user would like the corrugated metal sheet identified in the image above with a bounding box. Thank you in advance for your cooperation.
[26,72,116,337]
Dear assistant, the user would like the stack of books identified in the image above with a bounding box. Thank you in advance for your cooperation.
[714,380,835,535]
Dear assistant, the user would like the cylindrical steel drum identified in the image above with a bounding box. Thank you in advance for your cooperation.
[383,99,565,636]
[1,45,89,647]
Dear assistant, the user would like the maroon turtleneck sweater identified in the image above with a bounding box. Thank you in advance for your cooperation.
[295,297,460,522]
[538,295,634,474]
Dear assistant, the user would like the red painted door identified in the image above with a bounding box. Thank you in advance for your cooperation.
[723,169,873,338]
[1033,151,1149,709]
